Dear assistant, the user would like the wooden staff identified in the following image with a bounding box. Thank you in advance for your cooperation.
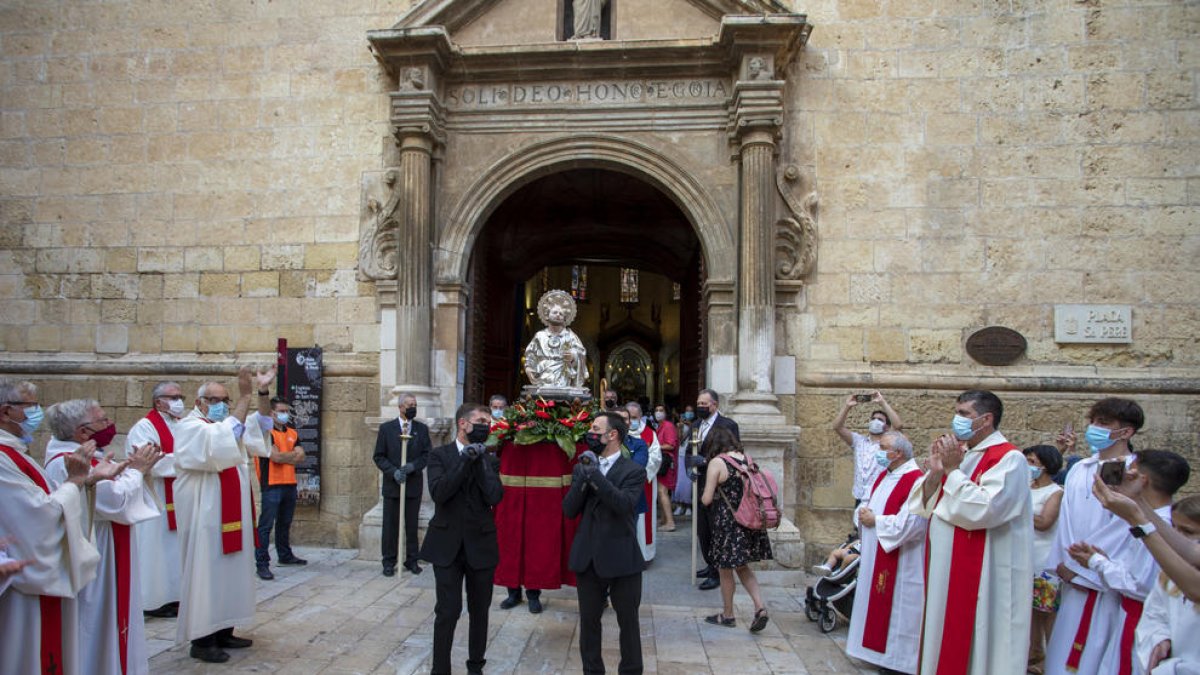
[690,433,700,585]
[398,429,411,580]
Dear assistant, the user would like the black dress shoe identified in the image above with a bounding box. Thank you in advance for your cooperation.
[144,602,178,619]
[278,556,308,566]
[218,634,253,649]
[528,594,543,614]
[499,592,523,610]
[382,565,396,577]
[696,566,712,579]
[189,645,230,663]
[698,576,721,591]
[403,561,423,575]
[256,567,274,580]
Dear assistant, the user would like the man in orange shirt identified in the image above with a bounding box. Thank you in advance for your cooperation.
[255,398,307,580]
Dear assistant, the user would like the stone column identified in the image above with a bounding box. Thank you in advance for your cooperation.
[728,61,786,424]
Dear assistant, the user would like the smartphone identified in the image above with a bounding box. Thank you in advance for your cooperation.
[1099,459,1125,486]
[854,394,872,403]
[1063,421,1074,436]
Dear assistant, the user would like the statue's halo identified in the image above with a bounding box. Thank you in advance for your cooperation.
[536,289,578,327]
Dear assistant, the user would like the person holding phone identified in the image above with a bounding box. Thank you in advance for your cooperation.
[832,391,904,509]
[1042,398,1144,675]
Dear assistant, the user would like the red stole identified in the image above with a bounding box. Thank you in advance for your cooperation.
[930,442,1020,675]
[640,425,656,546]
[861,467,923,653]
[0,444,65,675]
[145,409,177,530]
[199,417,258,554]
[1066,588,1099,671]
[1117,596,1144,675]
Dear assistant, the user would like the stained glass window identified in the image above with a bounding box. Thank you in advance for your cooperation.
[620,268,639,304]
[672,282,681,301]
[571,265,588,301]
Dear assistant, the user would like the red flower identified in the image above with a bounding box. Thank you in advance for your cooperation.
[518,421,536,430]
[559,418,575,428]
[575,410,590,421]
[535,410,552,420]
[492,419,510,430]
[535,399,553,409]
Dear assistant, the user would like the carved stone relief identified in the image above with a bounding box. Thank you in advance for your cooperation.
[775,164,818,280]
[357,169,401,281]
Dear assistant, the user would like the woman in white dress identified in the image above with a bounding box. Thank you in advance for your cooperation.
[1026,444,1065,675]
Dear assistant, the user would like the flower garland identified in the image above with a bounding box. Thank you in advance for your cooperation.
[487,396,597,459]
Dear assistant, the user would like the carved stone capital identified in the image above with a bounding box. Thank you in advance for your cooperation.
[775,164,818,281]
[391,89,447,147]
[728,80,785,146]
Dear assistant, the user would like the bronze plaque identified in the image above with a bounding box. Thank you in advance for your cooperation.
[965,326,1027,366]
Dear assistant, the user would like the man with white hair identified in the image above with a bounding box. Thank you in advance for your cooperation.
[846,431,927,674]
[625,401,661,563]
[0,378,109,675]
[126,380,188,618]
[43,399,162,675]
[173,366,275,663]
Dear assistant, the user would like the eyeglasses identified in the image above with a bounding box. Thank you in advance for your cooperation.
[202,396,231,405]
[77,416,112,429]
[4,401,38,408]
[156,395,185,401]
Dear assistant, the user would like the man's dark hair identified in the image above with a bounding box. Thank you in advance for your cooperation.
[1088,398,1145,432]
[870,409,892,426]
[488,394,507,406]
[957,390,1003,428]
[597,411,627,444]
[1133,450,1190,496]
[1024,444,1063,476]
[270,397,288,409]
[698,388,720,406]
[455,402,489,423]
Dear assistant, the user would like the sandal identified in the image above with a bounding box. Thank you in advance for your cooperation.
[704,613,736,627]
[749,608,769,633]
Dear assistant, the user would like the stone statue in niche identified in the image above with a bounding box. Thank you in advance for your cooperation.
[399,67,425,92]
[747,56,774,81]
[523,290,589,396]
[572,0,608,40]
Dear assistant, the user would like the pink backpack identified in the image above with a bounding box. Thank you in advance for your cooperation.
[717,452,781,530]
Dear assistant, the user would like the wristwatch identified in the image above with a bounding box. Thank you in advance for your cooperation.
[258,390,270,396]
[1129,522,1156,539]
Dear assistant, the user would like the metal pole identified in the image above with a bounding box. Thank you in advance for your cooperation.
[398,431,410,580]
[690,433,700,586]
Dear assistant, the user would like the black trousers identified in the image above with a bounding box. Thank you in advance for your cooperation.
[381,489,421,568]
[576,564,643,675]
[695,474,716,577]
[432,547,494,675]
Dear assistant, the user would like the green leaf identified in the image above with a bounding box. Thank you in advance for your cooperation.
[555,434,576,460]
[514,429,546,446]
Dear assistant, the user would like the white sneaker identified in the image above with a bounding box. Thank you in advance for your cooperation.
[812,563,833,576]
[673,506,682,516]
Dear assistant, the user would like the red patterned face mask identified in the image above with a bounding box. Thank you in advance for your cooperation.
[88,422,118,448]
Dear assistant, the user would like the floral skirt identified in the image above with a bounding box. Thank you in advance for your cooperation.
[1033,571,1061,613]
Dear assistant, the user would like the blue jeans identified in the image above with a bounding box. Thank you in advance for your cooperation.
[256,484,297,567]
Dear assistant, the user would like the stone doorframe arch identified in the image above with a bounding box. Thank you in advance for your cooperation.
[433,134,735,287]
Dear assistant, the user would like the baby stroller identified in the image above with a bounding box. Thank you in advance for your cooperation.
[804,554,859,633]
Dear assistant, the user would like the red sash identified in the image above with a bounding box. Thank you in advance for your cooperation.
[1117,596,1144,675]
[1066,588,1099,671]
[112,523,132,675]
[861,468,923,653]
[219,466,245,554]
[0,444,65,675]
[930,442,1021,675]
[145,410,177,530]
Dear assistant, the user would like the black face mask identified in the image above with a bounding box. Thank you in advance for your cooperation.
[604,398,617,410]
[467,422,490,444]
[585,432,606,453]
[403,407,417,421]
[695,406,712,420]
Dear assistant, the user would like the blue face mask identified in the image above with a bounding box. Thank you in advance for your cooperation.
[18,404,44,437]
[275,412,290,425]
[206,401,229,423]
[682,412,695,421]
[875,449,893,468]
[1085,424,1117,454]
[1028,465,1043,481]
[951,414,976,441]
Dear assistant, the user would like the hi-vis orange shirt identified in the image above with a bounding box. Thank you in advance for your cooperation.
[256,427,299,486]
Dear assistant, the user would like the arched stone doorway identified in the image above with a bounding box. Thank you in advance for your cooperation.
[459,166,708,409]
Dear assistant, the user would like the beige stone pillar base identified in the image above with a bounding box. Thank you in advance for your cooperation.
[737,422,804,568]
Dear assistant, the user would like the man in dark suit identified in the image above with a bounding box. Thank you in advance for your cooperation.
[564,411,646,675]
[373,392,432,576]
[688,388,739,590]
[420,403,504,675]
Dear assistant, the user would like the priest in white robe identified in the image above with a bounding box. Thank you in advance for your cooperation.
[0,378,106,675]
[174,366,274,663]
[907,390,1033,675]
[1044,397,1144,675]
[846,431,927,675]
[43,399,163,675]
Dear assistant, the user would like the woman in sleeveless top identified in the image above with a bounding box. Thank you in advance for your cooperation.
[1025,444,1064,675]
[700,426,772,632]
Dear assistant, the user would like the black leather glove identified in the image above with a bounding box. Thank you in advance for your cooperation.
[393,467,408,483]
[685,454,707,470]
[464,444,484,461]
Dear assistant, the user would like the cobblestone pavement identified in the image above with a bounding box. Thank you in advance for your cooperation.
[147,537,872,674]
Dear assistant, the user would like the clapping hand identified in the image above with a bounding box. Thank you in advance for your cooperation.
[929,434,964,473]
[89,455,128,485]
[236,365,254,397]
[1068,541,1105,567]
[464,444,484,461]
[858,507,876,528]
[126,443,163,474]
[577,450,599,479]
[254,365,277,392]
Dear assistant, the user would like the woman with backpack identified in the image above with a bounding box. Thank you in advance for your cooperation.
[699,426,773,632]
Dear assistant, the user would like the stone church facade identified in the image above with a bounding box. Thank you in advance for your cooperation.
[0,0,1196,562]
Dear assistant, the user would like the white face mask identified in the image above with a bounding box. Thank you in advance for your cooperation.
[654,411,666,421]
[166,399,186,418]
[868,419,886,435]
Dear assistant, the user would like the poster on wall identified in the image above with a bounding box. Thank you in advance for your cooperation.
[285,345,323,506]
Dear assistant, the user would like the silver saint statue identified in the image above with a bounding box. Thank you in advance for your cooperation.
[572,0,607,40]
[524,290,589,390]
